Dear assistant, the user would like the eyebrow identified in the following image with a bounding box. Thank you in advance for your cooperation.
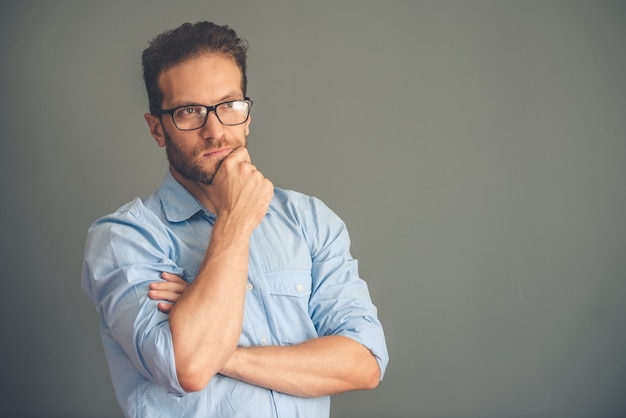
[167,91,244,109]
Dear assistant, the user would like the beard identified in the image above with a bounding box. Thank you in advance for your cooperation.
[163,129,245,185]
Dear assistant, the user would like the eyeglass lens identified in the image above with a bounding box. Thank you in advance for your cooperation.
[173,101,250,130]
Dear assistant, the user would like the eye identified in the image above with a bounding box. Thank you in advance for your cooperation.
[174,106,204,118]
[220,101,246,112]
[184,106,200,114]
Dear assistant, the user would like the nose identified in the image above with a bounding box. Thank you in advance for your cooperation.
[199,110,225,140]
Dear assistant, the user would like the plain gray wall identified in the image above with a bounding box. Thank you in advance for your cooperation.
[1,1,625,417]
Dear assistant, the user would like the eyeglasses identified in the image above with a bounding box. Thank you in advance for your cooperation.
[153,98,253,131]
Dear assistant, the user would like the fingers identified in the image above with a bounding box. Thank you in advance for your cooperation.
[157,302,174,314]
[219,147,266,180]
[148,286,185,302]
[227,146,252,164]
[217,146,252,172]
[150,272,189,296]
[149,272,190,314]
[161,271,188,284]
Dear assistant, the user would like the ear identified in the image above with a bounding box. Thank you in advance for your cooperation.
[144,113,166,148]
[244,114,251,137]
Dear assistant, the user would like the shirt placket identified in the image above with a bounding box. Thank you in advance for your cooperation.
[243,233,273,347]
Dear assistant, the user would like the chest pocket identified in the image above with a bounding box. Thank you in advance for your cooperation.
[265,270,318,344]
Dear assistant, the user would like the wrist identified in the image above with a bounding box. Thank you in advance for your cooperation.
[220,347,242,378]
[211,214,256,246]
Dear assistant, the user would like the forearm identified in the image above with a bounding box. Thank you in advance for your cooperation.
[168,216,252,392]
[220,335,381,398]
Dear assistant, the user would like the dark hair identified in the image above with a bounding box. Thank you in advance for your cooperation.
[142,21,248,113]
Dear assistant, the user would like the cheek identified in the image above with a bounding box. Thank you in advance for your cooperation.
[227,125,249,143]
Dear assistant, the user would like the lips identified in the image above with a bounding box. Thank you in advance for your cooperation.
[202,147,232,159]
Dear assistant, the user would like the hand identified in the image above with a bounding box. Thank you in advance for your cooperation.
[205,147,274,233]
[148,272,189,314]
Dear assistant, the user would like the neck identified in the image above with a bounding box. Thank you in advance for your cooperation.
[169,166,219,214]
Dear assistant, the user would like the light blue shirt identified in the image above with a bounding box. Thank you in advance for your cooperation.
[81,171,388,418]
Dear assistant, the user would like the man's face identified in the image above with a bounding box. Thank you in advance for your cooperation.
[148,53,250,185]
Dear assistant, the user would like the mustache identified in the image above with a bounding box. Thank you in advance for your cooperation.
[198,144,246,172]
[195,141,247,154]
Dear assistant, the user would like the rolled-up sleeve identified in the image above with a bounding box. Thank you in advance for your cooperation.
[304,197,389,379]
[81,202,186,395]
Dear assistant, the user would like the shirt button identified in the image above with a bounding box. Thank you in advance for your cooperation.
[260,337,267,344]
[246,283,253,291]
[295,284,303,292]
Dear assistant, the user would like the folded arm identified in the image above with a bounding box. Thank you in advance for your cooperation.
[220,335,380,397]
[151,275,382,397]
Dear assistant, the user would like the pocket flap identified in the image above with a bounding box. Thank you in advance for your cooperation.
[266,270,312,297]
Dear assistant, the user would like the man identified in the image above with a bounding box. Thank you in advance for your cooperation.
[82,21,388,417]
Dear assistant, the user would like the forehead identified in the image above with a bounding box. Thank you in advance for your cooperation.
[158,53,243,107]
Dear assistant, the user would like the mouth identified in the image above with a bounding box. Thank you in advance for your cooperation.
[202,147,233,159]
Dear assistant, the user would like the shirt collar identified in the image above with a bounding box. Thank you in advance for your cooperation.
[158,169,276,223]
[159,170,207,222]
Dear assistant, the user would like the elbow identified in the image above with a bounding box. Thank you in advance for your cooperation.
[358,355,381,391]
[365,377,380,390]
[345,341,383,392]
[332,361,379,396]
[179,379,207,393]
[176,361,221,393]
[177,371,214,393]
[362,364,381,390]
[174,349,237,392]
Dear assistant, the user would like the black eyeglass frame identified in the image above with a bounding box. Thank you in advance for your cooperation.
[152,98,253,131]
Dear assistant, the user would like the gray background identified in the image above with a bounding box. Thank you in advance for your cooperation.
[1,1,625,417]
